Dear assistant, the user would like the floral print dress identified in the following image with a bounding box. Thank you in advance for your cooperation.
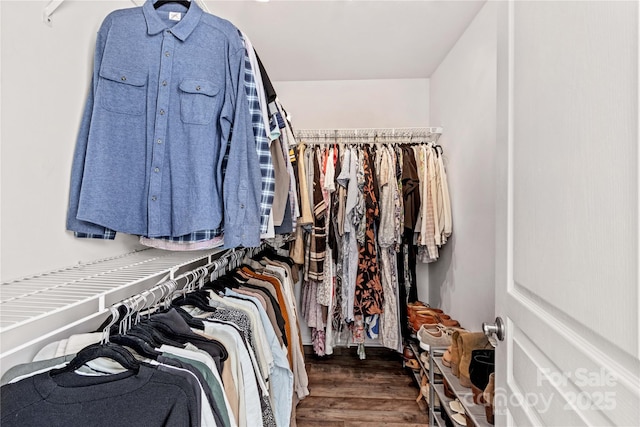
[354,146,384,316]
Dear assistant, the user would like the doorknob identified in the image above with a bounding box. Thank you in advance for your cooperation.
[483,317,505,341]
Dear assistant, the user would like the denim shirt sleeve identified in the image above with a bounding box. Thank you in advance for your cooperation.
[220,48,262,248]
[66,17,114,237]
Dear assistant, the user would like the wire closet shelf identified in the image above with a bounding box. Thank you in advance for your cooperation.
[0,245,262,376]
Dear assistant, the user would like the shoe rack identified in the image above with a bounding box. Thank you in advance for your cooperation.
[428,347,492,427]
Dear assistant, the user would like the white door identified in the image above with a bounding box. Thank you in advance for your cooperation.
[494,1,640,426]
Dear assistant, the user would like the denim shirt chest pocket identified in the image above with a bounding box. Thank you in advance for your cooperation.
[98,67,147,115]
[179,79,219,125]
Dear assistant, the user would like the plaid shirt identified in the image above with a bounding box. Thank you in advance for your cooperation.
[75,230,116,240]
[242,42,275,234]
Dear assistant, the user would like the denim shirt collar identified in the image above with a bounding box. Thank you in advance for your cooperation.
[142,0,203,41]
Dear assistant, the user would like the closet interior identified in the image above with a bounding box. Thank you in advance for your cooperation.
[4,0,639,426]
[1,0,500,426]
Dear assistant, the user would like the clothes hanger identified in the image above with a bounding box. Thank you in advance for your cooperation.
[171,287,214,313]
[161,279,179,309]
[117,295,138,336]
[50,342,140,375]
[126,325,163,348]
[172,306,206,330]
[153,0,191,10]
[107,293,162,359]
[132,321,185,348]
[109,333,162,359]
[100,305,120,343]
[260,246,294,266]
[204,274,239,294]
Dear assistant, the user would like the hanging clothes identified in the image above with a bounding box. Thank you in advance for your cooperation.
[376,145,402,352]
[294,134,452,356]
[306,148,326,282]
[354,146,384,317]
[1,249,308,427]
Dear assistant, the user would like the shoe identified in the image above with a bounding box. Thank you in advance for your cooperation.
[405,358,420,371]
[449,399,464,414]
[470,349,495,404]
[443,377,456,399]
[483,372,495,425]
[403,345,415,360]
[412,313,439,332]
[451,412,466,426]
[407,302,437,324]
[458,332,492,388]
[440,318,461,327]
[408,302,443,315]
[407,302,425,325]
[414,308,449,323]
[417,373,428,403]
[417,324,452,351]
[442,346,453,367]
[424,384,441,406]
[450,330,463,377]
[411,307,462,331]
[440,400,456,427]
[420,351,430,367]
[417,375,441,407]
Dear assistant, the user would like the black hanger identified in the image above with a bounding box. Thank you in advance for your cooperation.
[126,326,162,348]
[172,291,214,312]
[260,247,294,267]
[202,275,238,293]
[154,0,191,9]
[144,316,228,365]
[136,323,186,348]
[173,306,206,330]
[50,342,139,375]
[109,334,162,359]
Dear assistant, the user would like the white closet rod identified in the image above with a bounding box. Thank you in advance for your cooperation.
[296,127,443,144]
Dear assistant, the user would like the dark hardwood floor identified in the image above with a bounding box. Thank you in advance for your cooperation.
[296,346,429,427]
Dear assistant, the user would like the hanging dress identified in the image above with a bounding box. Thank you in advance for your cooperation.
[354,146,384,316]
[376,146,402,351]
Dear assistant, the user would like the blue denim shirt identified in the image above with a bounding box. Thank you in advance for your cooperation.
[67,0,262,247]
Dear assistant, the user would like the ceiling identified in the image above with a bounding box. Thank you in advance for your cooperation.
[203,0,487,81]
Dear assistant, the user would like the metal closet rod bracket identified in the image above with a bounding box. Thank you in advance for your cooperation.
[43,0,143,26]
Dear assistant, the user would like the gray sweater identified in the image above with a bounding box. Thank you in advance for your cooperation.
[1,364,199,426]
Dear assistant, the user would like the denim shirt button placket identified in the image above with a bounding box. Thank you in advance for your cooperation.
[148,29,174,236]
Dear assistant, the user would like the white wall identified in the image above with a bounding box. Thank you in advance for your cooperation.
[425,1,497,330]
[1,1,144,282]
[274,78,430,129]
